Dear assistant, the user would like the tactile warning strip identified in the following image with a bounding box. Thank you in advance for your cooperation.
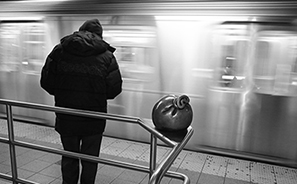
[202,155,228,177]
[226,158,250,181]
[179,151,207,172]
[274,166,297,184]
[251,162,276,184]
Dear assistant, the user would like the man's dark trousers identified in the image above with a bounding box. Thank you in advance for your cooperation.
[60,134,103,184]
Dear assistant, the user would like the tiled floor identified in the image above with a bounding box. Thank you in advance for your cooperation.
[0,119,297,184]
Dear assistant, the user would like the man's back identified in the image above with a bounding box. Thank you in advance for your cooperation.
[40,19,122,184]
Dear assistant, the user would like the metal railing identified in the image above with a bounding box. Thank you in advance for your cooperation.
[0,99,194,184]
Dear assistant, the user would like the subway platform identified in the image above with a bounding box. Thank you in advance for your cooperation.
[0,119,297,184]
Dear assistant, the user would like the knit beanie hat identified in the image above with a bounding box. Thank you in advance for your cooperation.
[79,19,103,38]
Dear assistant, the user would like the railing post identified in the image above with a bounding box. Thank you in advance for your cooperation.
[6,104,18,184]
[149,134,157,179]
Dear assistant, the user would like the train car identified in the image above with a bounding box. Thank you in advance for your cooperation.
[1,0,297,167]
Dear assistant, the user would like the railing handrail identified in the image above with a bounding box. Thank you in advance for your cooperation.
[0,99,180,146]
[0,98,193,184]
[0,98,140,123]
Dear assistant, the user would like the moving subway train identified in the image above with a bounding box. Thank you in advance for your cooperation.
[1,0,297,167]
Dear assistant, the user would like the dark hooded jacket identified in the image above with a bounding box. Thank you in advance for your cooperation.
[40,19,122,136]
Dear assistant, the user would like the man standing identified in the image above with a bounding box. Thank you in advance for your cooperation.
[40,19,122,184]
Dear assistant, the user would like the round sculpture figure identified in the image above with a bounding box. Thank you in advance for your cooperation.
[152,94,193,131]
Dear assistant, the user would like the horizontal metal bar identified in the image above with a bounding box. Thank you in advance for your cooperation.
[0,136,9,144]
[12,139,188,180]
[0,173,11,182]
[0,99,139,123]
[0,99,177,146]
[13,139,149,172]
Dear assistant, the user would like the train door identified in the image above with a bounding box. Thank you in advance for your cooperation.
[247,27,297,159]
[0,22,48,123]
[205,22,251,149]
[206,21,297,159]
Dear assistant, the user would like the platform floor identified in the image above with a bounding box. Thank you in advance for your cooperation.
[0,119,297,184]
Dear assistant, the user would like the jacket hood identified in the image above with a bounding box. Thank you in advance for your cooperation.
[79,19,103,38]
[60,19,115,57]
[60,31,110,57]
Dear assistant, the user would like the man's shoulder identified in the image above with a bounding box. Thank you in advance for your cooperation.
[49,44,63,58]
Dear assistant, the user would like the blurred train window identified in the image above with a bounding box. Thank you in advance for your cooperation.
[116,46,150,64]
[252,40,274,93]
[0,23,45,73]
[235,40,248,75]
[104,29,156,82]
[217,40,248,88]
[114,46,155,81]
[22,24,45,73]
[0,26,20,71]
[118,47,134,62]
[254,41,270,76]
[252,31,297,95]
